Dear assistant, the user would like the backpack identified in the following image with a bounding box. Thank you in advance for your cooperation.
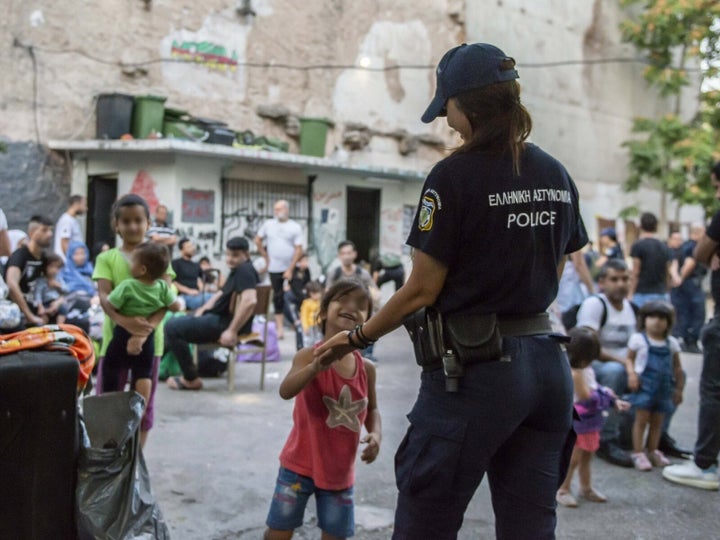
[561,295,607,331]
[561,295,639,332]
[332,265,363,282]
[0,324,95,391]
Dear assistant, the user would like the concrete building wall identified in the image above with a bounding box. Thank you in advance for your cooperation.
[1,0,704,235]
[465,0,704,235]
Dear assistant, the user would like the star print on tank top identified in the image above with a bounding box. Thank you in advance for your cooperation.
[323,385,368,432]
[278,350,369,490]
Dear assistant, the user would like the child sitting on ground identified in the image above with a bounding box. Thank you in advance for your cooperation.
[557,326,630,507]
[33,253,69,324]
[299,280,323,348]
[264,279,381,540]
[626,301,684,471]
[103,242,181,407]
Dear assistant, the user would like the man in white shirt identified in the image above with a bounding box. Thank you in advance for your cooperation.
[254,200,304,338]
[54,195,86,262]
[576,259,637,467]
[0,208,10,261]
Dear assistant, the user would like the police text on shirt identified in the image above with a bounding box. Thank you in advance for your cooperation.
[487,189,573,228]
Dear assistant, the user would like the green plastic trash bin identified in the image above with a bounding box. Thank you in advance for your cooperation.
[299,117,331,157]
[131,95,167,139]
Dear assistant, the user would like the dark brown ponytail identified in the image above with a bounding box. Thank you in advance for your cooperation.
[452,62,532,176]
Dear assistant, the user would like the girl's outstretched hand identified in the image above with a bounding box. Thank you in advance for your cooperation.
[361,432,381,463]
[314,331,356,367]
[615,399,631,412]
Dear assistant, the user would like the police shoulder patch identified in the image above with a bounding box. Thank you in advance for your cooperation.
[418,189,442,232]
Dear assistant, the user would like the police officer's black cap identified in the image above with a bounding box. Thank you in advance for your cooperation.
[421,43,519,124]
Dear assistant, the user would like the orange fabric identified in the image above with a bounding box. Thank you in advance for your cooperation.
[0,324,95,391]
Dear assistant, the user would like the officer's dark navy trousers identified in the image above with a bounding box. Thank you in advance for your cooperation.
[696,318,720,469]
[392,335,573,540]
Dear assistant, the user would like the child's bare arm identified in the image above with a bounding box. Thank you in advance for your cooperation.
[626,349,639,391]
[361,359,382,464]
[571,368,591,401]
[279,348,325,400]
[672,351,684,405]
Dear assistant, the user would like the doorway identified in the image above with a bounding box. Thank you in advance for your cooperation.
[87,175,118,252]
[346,187,380,264]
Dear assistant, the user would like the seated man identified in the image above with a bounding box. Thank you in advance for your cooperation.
[4,215,54,327]
[576,259,637,467]
[166,237,258,390]
[172,238,214,311]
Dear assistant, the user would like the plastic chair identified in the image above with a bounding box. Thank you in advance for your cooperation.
[193,285,273,391]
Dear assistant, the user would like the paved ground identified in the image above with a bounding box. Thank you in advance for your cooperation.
[144,327,718,539]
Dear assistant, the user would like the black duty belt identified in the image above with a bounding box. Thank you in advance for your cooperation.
[421,312,553,372]
[497,312,552,336]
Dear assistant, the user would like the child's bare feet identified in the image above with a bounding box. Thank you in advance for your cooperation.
[556,489,578,507]
[127,335,145,355]
[580,488,607,503]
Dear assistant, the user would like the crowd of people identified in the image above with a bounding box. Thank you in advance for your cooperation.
[2,41,719,539]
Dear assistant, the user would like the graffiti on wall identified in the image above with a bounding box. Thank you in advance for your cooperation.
[313,205,342,274]
[171,40,239,71]
[380,206,403,255]
[129,170,159,214]
[222,205,265,254]
[402,204,415,255]
[176,225,219,259]
[182,189,215,223]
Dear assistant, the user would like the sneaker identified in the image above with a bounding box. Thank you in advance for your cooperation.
[597,442,634,468]
[648,449,671,467]
[663,461,720,491]
[631,452,652,471]
[658,433,693,459]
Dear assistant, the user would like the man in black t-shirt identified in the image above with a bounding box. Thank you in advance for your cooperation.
[172,238,214,311]
[3,215,53,327]
[664,162,720,491]
[165,237,259,390]
[630,212,673,307]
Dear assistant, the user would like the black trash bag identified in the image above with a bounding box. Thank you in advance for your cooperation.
[76,392,170,540]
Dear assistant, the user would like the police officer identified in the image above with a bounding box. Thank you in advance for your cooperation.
[315,43,588,539]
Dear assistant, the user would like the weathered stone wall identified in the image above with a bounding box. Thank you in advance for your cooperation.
[0,143,69,230]
[0,0,701,231]
[1,0,462,160]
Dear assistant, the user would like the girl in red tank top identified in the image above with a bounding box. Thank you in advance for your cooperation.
[264,279,382,540]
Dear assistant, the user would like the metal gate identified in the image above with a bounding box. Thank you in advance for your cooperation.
[221,178,310,253]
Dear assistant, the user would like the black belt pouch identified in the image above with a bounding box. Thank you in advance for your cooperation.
[403,307,445,367]
[444,313,503,363]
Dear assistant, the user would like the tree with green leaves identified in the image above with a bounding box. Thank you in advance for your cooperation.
[619,0,720,226]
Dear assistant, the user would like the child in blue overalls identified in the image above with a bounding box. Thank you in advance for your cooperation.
[626,301,684,471]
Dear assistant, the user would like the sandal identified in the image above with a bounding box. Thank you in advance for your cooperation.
[648,449,671,467]
[580,489,607,503]
[632,452,652,471]
[556,490,578,508]
[167,376,203,391]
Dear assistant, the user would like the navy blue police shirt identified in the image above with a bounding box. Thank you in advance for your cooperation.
[407,143,588,317]
[704,210,720,315]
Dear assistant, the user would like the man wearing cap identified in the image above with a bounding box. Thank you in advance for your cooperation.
[315,43,588,539]
[594,227,624,270]
[166,237,259,390]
